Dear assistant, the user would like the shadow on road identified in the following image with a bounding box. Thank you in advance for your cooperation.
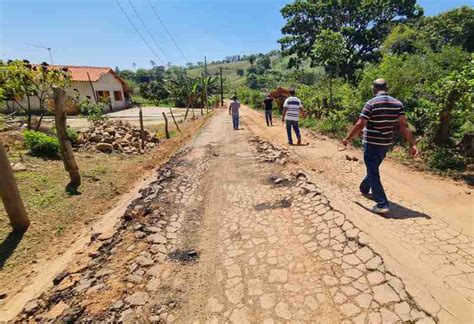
[0,230,25,269]
[355,201,431,220]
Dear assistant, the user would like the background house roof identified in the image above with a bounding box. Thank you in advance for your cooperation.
[40,65,130,92]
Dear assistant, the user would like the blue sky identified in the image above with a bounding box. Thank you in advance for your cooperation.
[1,0,471,70]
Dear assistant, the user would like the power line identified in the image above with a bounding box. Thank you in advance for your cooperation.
[115,0,165,66]
[127,0,170,63]
[148,0,189,63]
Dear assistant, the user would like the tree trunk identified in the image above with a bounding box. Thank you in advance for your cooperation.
[53,88,81,192]
[328,75,334,110]
[35,100,45,131]
[0,141,30,232]
[139,107,145,150]
[26,96,32,129]
[434,91,460,146]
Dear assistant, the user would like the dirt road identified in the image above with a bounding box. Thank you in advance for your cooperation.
[9,106,472,323]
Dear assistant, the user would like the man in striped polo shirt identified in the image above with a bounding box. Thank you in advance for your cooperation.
[282,89,305,145]
[342,79,418,214]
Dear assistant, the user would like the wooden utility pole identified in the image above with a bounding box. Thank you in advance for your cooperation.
[219,67,224,107]
[204,56,207,76]
[53,88,81,192]
[0,141,30,232]
[87,72,98,104]
[162,112,170,139]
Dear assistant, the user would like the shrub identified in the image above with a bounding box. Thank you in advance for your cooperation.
[67,128,79,142]
[236,87,264,109]
[23,130,59,157]
[425,147,466,171]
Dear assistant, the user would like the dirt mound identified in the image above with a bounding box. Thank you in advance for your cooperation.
[75,120,159,155]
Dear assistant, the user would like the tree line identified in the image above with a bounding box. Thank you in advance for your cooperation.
[237,2,473,173]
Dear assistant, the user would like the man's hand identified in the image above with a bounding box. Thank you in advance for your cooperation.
[409,145,419,158]
[342,138,349,147]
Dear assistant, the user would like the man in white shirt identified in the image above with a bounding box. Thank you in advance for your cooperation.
[281,89,305,145]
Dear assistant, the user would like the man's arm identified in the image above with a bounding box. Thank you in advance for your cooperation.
[229,103,231,115]
[398,115,419,157]
[342,118,367,146]
[299,105,305,118]
[281,107,287,122]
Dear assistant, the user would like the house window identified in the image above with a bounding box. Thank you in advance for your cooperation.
[114,91,123,101]
[96,90,110,101]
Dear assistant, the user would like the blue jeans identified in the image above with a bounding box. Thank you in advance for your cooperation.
[360,143,389,208]
[265,110,273,126]
[286,120,301,144]
[232,114,239,129]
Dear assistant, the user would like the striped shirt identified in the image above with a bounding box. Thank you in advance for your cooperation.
[283,96,302,121]
[360,92,404,146]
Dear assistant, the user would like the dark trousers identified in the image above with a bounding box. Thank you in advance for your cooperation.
[360,143,389,208]
[232,114,239,129]
[265,110,273,126]
[286,120,301,145]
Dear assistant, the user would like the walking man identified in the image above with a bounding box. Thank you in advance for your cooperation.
[282,89,304,145]
[263,94,273,126]
[229,95,240,130]
[342,79,419,214]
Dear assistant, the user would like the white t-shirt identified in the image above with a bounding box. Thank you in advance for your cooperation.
[283,96,302,121]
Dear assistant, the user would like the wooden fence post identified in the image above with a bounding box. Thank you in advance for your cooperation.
[162,112,170,139]
[54,88,81,192]
[139,107,145,149]
[169,108,181,133]
[0,141,30,232]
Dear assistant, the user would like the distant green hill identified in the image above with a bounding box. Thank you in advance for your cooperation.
[186,52,321,94]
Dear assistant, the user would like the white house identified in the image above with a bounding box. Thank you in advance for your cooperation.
[7,65,131,113]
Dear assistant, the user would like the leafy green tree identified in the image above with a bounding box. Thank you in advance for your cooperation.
[420,6,474,52]
[279,0,423,79]
[31,63,72,130]
[248,55,256,67]
[312,29,348,108]
[140,80,169,106]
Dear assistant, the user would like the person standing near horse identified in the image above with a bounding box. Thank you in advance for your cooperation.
[281,89,305,145]
[263,94,274,126]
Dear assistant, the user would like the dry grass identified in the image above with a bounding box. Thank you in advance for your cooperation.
[0,114,210,294]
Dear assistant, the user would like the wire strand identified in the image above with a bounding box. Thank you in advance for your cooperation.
[128,0,170,63]
[148,0,189,63]
[115,0,165,66]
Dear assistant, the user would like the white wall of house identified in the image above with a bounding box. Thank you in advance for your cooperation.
[6,71,128,113]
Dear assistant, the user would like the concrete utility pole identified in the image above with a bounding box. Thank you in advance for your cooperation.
[0,142,30,232]
[53,88,81,192]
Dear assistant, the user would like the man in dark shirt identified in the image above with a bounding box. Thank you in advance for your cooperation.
[342,79,419,214]
[263,94,273,126]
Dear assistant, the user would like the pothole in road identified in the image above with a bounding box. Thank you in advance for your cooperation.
[168,249,199,264]
[254,198,292,211]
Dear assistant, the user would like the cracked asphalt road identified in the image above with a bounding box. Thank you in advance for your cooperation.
[13,107,472,323]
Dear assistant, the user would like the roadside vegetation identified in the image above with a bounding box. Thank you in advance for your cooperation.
[206,4,473,176]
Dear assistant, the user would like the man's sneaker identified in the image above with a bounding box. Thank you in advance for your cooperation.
[360,191,372,199]
[372,205,390,214]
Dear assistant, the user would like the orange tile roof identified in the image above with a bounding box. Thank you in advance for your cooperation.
[36,64,129,92]
[45,65,113,82]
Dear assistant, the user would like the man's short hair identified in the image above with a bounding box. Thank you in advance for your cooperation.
[289,89,296,96]
[373,79,388,91]
[231,95,237,100]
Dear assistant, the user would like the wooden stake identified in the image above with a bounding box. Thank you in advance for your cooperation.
[0,141,30,232]
[169,108,181,133]
[139,107,145,149]
[162,112,170,139]
[53,88,81,192]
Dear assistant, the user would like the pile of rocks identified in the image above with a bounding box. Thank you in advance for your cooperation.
[250,136,288,165]
[74,120,159,155]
